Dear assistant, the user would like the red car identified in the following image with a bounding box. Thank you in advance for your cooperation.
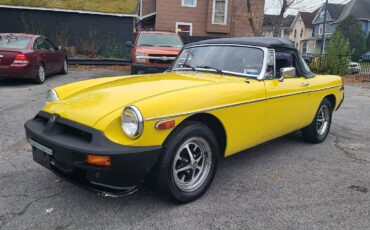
[126,31,183,74]
[0,33,68,84]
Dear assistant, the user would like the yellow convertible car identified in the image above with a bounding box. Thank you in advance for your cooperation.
[25,37,344,203]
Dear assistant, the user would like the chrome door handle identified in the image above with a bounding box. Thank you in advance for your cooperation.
[301,83,310,87]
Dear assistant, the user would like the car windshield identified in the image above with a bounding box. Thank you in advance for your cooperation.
[172,45,264,77]
[0,36,31,49]
[136,33,183,48]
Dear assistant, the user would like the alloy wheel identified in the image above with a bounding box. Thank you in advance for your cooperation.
[172,137,212,192]
[316,104,329,135]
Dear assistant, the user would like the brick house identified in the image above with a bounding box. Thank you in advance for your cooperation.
[138,0,265,37]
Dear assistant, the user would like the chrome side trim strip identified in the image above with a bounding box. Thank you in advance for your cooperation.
[145,98,266,121]
[145,84,342,121]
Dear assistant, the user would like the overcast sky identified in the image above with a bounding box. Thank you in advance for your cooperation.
[264,0,350,15]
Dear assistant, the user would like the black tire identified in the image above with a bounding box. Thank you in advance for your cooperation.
[154,121,219,203]
[302,98,333,143]
[61,58,68,74]
[34,63,45,84]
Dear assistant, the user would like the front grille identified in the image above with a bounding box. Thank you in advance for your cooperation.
[35,114,92,143]
[148,54,177,65]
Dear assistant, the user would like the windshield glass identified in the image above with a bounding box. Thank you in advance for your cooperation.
[0,36,31,49]
[173,46,264,77]
[137,33,183,48]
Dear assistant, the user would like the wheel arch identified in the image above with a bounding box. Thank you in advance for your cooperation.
[179,113,227,158]
[324,94,336,111]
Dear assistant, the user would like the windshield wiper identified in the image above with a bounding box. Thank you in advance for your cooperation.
[195,66,224,75]
[182,64,197,72]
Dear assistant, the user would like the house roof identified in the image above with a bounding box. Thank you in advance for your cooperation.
[263,15,295,28]
[185,37,295,49]
[300,8,319,27]
[327,3,345,20]
[282,15,295,28]
[263,15,279,27]
[338,0,370,21]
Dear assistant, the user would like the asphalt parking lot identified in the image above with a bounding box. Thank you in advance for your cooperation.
[0,68,369,229]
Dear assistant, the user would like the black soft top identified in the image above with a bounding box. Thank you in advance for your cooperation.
[184,37,295,49]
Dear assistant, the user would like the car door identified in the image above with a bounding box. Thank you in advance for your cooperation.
[44,39,58,72]
[33,37,54,74]
[263,50,311,140]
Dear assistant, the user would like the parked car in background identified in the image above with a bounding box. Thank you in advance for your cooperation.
[0,33,68,84]
[348,62,361,74]
[126,31,183,74]
[359,51,370,62]
[25,37,344,203]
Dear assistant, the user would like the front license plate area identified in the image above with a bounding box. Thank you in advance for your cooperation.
[29,139,53,155]
[32,147,51,168]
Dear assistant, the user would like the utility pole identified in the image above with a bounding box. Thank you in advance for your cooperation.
[320,0,329,54]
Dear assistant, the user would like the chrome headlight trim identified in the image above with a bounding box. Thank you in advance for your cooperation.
[121,105,144,139]
[46,89,59,104]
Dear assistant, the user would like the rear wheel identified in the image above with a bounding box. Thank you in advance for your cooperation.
[154,121,218,203]
[302,98,332,143]
[34,64,45,84]
[61,58,68,74]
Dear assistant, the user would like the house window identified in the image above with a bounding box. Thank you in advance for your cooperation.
[320,10,325,18]
[212,0,228,25]
[294,29,297,38]
[300,28,304,38]
[302,42,307,53]
[319,24,323,35]
[182,0,197,7]
[176,22,192,36]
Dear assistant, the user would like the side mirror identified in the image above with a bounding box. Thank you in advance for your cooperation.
[57,45,62,50]
[279,67,296,82]
[125,41,133,48]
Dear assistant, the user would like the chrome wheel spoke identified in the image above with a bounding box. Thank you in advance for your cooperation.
[172,137,212,192]
[185,144,196,164]
[175,164,192,174]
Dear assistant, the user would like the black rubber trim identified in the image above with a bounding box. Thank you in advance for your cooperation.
[25,111,162,195]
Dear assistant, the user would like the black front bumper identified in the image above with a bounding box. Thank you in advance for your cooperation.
[132,63,170,73]
[24,111,162,196]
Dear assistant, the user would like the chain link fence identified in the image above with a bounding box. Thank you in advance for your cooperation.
[301,53,370,82]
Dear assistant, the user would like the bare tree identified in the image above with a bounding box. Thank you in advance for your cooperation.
[273,0,297,37]
[237,0,265,36]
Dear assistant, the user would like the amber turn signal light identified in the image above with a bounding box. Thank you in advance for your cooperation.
[87,155,111,166]
[155,120,175,130]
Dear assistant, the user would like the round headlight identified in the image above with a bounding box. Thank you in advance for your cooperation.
[46,89,59,104]
[121,106,143,138]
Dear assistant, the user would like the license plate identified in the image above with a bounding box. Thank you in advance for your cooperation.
[29,139,53,155]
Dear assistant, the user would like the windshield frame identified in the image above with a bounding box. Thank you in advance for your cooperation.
[171,44,268,80]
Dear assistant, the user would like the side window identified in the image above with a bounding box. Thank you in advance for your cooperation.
[44,39,55,50]
[275,52,298,77]
[33,37,47,50]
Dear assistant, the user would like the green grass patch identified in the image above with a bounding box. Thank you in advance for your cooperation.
[0,0,138,14]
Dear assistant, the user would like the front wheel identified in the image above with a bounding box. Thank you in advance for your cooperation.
[302,98,332,143]
[154,121,218,203]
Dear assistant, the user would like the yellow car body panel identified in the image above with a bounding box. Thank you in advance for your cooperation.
[42,71,343,157]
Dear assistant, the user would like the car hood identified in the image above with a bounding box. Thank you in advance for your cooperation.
[43,72,222,127]
[135,46,181,54]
